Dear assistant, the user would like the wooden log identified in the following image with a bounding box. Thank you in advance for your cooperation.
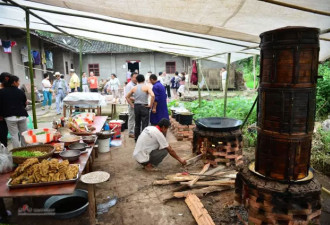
[153,180,177,185]
[188,163,210,187]
[185,193,216,225]
[181,179,235,186]
[186,154,203,165]
[173,186,232,198]
[165,174,198,182]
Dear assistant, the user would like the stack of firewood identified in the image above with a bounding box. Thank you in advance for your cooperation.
[153,163,236,201]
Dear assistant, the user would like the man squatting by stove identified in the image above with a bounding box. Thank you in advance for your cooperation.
[133,118,187,171]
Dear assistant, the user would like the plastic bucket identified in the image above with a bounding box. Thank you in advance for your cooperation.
[97,138,110,153]
[109,120,124,140]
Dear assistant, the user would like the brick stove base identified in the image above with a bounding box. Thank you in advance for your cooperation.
[193,127,243,167]
[170,117,195,141]
[235,168,322,225]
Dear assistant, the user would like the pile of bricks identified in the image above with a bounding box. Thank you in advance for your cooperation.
[193,128,243,167]
[170,117,195,141]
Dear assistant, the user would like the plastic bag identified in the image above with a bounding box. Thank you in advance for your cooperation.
[0,143,13,174]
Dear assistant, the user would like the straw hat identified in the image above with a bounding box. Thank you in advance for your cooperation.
[70,69,75,73]
[54,72,61,76]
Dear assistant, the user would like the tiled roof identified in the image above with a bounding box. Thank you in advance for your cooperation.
[33,31,151,54]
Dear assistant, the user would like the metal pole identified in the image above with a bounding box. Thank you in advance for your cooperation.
[79,39,83,90]
[241,95,258,129]
[253,55,256,89]
[197,60,201,108]
[26,10,38,129]
[224,53,231,117]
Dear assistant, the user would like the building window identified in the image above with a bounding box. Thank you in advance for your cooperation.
[166,62,176,74]
[71,63,74,69]
[65,61,69,75]
[88,64,100,76]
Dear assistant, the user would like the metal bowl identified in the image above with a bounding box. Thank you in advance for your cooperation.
[59,135,80,147]
[44,189,88,219]
[68,143,88,151]
[59,150,81,162]
[82,135,96,144]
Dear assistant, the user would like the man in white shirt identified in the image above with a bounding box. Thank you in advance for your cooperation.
[221,67,227,94]
[125,72,138,138]
[163,71,172,98]
[41,73,52,110]
[133,118,186,171]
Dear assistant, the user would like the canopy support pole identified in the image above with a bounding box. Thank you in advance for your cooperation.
[259,0,330,16]
[253,55,257,89]
[79,39,83,90]
[224,53,231,117]
[197,60,201,108]
[26,10,38,129]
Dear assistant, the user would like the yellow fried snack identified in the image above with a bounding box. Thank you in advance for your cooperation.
[10,158,79,185]
[11,158,39,178]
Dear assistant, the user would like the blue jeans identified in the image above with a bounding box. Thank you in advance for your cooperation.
[56,89,66,114]
[42,91,52,106]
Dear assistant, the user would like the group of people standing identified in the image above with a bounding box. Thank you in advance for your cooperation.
[158,71,186,99]
[0,73,28,148]
[41,69,82,115]
[125,71,186,141]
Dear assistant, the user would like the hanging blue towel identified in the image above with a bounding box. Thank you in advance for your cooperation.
[32,50,41,65]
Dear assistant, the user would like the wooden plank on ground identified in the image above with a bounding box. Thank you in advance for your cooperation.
[188,163,210,187]
[181,179,235,186]
[203,165,226,175]
[173,186,232,199]
[185,193,216,225]
[153,180,177,185]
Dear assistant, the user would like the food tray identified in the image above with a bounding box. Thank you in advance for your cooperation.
[7,165,80,189]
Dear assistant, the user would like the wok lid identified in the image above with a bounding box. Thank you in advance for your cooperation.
[195,117,242,131]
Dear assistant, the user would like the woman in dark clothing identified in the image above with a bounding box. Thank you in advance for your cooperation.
[0,73,11,147]
[0,75,28,148]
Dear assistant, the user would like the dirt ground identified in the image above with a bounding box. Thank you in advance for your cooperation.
[3,127,245,225]
[1,98,330,225]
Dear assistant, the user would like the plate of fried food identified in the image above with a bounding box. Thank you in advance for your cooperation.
[7,158,80,189]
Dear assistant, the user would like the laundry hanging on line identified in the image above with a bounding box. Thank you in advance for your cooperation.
[45,50,53,69]
[32,50,41,65]
[1,40,17,53]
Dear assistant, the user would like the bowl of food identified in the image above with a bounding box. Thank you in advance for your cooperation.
[59,135,80,147]
[22,128,57,144]
[68,143,88,152]
[53,143,65,155]
[82,135,96,144]
[59,150,81,162]
[11,145,55,164]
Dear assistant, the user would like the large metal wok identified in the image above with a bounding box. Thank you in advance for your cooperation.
[194,117,242,131]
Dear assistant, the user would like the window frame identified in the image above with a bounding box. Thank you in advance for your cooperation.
[165,61,176,74]
[88,64,100,76]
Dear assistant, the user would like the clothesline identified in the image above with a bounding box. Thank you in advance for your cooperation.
[15,63,54,73]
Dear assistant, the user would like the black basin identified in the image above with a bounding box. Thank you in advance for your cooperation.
[44,189,88,219]
[195,117,242,131]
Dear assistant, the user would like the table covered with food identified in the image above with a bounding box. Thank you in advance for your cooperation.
[0,115,108,224]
